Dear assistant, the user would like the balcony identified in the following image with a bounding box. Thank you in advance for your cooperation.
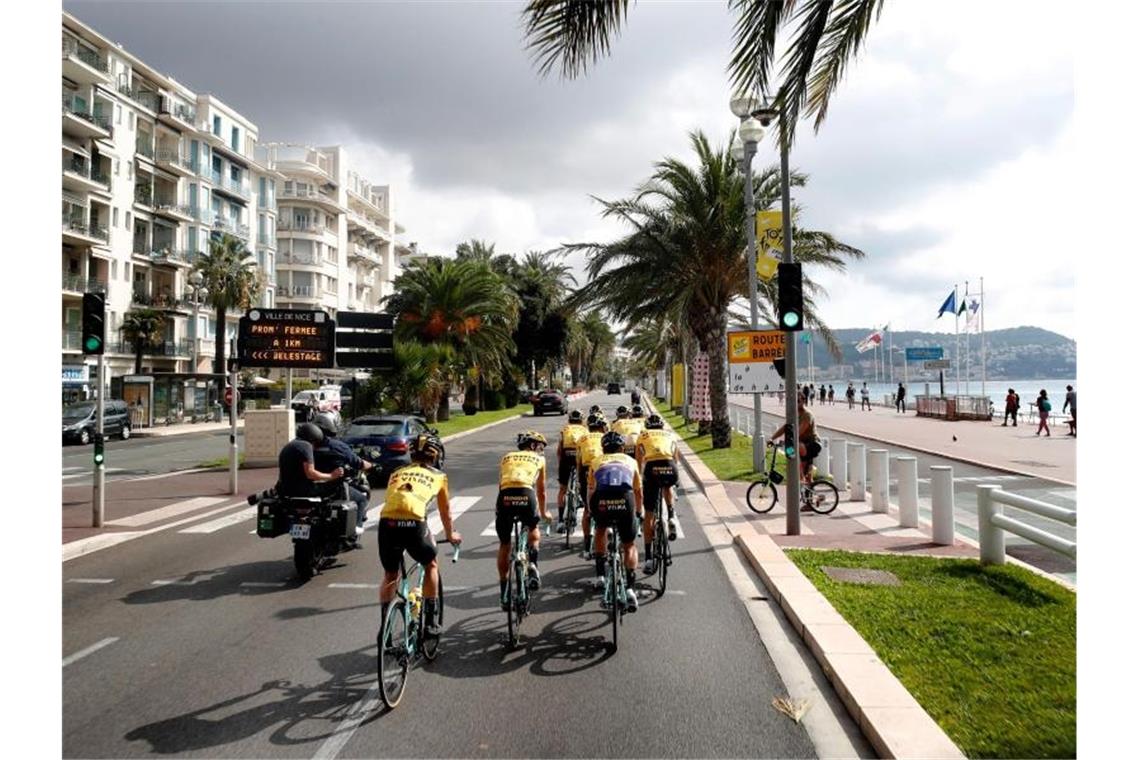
[279,285,316,299]
[212,217,250,238]
[134,184,154,207]
[62,274,107,295]
[62,38,109,85]
[118,84,160,113]
[257,231,275,249]
[155,200,193,222]
[276,218,334,236]
[62,331,83,351]
[62,155,110,194]
[105,338,192,358]
[135,136,155,160]
[280,184,341,212]
[62,94,111,139]
[155,149,194,176]
[131,288,191,313]
[213,177,251,202]
[157,96,197,130]
[62,214,110,246]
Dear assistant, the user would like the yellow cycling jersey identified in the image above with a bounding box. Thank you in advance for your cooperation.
[577,431,605,469]
[587,452,642,492]
[611,418,644,445]
[382,465,448,521]
[637,428,677,462]
[499,450,545,490]
[559,423,588,451]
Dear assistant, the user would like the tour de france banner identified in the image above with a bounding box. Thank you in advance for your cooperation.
[755,210,783,281]
[671,363,685,408]
[690,353,711,421]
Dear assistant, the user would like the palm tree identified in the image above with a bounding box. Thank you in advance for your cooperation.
[192,233,262,397]
[121,308,167,375]
[568,130,863,447]
[523,0,885,140]
[511,250,577,386]
[385,257,518,418]
[367,340,454,421]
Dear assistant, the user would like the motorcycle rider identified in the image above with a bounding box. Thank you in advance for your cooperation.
[276,422,345,497]
[312,412,371,539]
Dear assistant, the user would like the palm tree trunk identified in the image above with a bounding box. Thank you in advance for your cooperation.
[134,343,143,375]
[214,304,226,399]
[704,308,732,449]
[437,382,451,421]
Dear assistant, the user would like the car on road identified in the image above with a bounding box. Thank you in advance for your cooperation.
[63,400,131,444]
[607,382,621,395]
[341,414,444,486]
[532,388,568,416]
[290,387,342,421]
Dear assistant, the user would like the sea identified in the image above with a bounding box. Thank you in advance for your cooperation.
[787,378,1078,405]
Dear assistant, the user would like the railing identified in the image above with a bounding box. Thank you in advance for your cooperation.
[118,84,160,112]
[212,217,250,237]
[977,485,1076,566]
[91,166,111,188]
[281,186,337,204]
[135,185,153,206]
[65,154,91,178]
[915,395,992,421]
[62,39,108,73]
[277,218,331,234]
[135,137,155,159]
[156,150,193,171]
[280,285,316,298]
[131,290,189,311]
[156,201,192,217]
[62,215,109,242]
[158,96,197,126]
[147,249,192,265]
[224,178,250,199]
[106,339,190,357]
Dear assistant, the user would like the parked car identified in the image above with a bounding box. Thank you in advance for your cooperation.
[63,400,131,444]
[607,382,621,395]
[290,386,342,421]
[532,389,568,416]
[341,414,444,486]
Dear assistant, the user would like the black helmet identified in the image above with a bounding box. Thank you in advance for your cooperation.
[516,430,548,451]
[589,404,602,415]
[587,413,607,431]
[568,409,584,424]
[645,414,664,430]
[314,412,338,438]
[631,404,644,418]
[296,422,324,445]
[616,405,629,418]
[601,430,625,453]
[412,432,444,464]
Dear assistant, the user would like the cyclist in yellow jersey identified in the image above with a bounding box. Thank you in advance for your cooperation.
[555,410,587,533]
[496,431,551,609]
[636,414,680,575]
[611,405,644,456]
[575,413,607,556]
[378,433,461,638]
[588,430,643,611]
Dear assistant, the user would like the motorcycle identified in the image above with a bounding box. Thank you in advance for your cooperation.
[250,464,373,580]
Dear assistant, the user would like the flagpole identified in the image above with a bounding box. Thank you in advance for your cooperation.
[964,280,970,396]
[888,326,893,385]
[980,276,986,401]
[954,283,960,396]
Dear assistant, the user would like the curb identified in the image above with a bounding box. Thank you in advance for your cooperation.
[439,413,527,444]
[646,398,965,759]
[134,420,245,439]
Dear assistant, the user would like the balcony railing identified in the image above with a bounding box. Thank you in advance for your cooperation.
[156,201,192,217]
[62,274,108,293]
[134,185,153,206]
[158,96,197,127]
[135,137,155,159]
[106,338,191,357]
[281,186,337,204]
[227,179,250,199]
[62,215,109,242]
[277,218,331,234]
[279,285,316,298]
[156,150,193,171]
[62,39,108,73]
[212,217,250,238]
[131,289,189,311]
[61,94,111,132]
[65,154,90,178]
[118,85,160,112]
[62,331,83,351]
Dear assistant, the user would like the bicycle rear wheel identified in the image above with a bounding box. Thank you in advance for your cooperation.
[808,481,840,515]
[421,576,443,662]
[377,600,410,709]
[654,494,668,596]
[745,479,778,514]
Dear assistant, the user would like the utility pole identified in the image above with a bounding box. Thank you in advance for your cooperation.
[777,101,800,537]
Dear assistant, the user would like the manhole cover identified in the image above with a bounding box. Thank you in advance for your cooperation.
[1009,460,1057,468]
[821,567,901,586]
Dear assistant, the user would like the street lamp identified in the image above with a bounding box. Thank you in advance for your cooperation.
[185,270,205,376]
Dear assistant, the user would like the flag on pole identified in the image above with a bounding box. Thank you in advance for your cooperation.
[965,297,982,333]
[937,290,957,318]
[957,298,967,317]
[855,327,883,354]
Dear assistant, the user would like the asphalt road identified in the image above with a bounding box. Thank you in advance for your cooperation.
[62,429,239,485]
[63,393,851,758]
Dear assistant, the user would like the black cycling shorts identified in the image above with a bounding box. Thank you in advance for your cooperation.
[495,487,539,544]
[590,485,637,544]
[643,461,677,512]
[803,439,822,467]
[377,519,436,573]
[558,450,577,485]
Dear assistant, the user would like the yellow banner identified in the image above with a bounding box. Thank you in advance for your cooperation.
[756,251,779,281]
[671,363,685,407]
[756,210,783,250]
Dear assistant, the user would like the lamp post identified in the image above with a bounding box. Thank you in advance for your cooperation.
[185,269,204,376]
[731,94,766,471]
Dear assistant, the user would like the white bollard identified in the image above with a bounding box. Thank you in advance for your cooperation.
[931,465,955,545]
[976,484,1005,564]
[896,456,919,528]
[848,442,866,502]
[816,438,831,479]
[832,438,847,491]
[869,449,889,512]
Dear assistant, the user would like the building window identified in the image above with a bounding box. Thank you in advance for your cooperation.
[129,112,135,131]
[116,104,121,124]
[213,115,221,136]
[114,159,120,175]
[231,126,239,152]
[113,207,119,227]
[125,211,131,229]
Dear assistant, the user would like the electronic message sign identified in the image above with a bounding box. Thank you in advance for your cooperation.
[238,309,335,368]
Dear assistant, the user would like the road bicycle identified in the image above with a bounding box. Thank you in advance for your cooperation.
[745,441,839,516]
[504,513,549,650]
[645,472,673,597]
[600,524,634,652]
[563,465,582,552]
[376,543,459,709]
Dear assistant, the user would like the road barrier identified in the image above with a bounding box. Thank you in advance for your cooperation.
[869,449,889,513]
[895,456,919,528]
[831,438,847,491]
[848,442,866,502]
[931,465,955,545]
[816,437,831,479]
[976,485,1076,565]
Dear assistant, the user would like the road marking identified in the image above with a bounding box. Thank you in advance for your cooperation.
[63,466,84,474]
[66,578,115,584]
[62,468,124,481]
[328,583,379,589]
[240,581,287,588]
[63,637,118,667]
[106,496,228,528]
[664,589,687,595]
[179,505,255,534]
[151,579,198,586]
[312,682,381,760]
[427,495,480,535]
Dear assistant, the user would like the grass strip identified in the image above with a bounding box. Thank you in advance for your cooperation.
[655,400,790,482]
[430,403,530,438]
[787,549,1076,759]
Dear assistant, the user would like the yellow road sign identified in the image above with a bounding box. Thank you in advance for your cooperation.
[727,330,785,363]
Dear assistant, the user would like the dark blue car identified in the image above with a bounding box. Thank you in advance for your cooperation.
[341,415,444,487]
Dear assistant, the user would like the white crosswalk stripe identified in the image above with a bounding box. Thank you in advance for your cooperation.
[106,497,229,528]
[481,506,687,539]
[179,505,255,534]
[63,468,124,481]
[362,496,481,534]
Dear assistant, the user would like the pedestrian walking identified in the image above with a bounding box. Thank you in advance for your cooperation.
[1002,388,1018,427]
[896,382,907,413]
[809,384,816,406]
[828,385,835,405]
[1063,385,1076,436]
[1035,389,1051,437]
[846,382,856,409]
[860,382,871,411]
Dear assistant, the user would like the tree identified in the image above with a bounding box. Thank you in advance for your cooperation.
[522,0,886,141]
[192,233,262,397]
[568,130,863,447]
[362,340,453,421]
[121,308,167,375]
[511,250,576,387]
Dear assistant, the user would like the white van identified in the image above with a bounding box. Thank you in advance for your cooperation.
[291,386,342,419]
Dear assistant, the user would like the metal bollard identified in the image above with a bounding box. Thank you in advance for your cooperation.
[816,438,831,479]
[931,465,954,545]
[976,485,1005,564]
[832,438,847,491]
[869,449,889,512]
[896,456,919,528]
[848,443,866,502]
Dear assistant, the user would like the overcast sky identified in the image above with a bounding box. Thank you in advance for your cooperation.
[64,0,1074,339]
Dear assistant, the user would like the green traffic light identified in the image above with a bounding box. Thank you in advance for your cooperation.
[782,312,800,328]
[84,336,102,352]
[94,453,104,465]
[785,446,796,458]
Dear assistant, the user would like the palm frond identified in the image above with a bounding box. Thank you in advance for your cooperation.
[727,0,795,98]
[522,0,631,80]
[776,0,833,141]
[805,0,884,129]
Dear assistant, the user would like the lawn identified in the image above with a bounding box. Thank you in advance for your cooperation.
[655,401,790,482]
[787,549,1076,759]
[431,403,530,438]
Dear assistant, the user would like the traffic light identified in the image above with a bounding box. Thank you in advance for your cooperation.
[82,292,105,355]
[777,262,804,331]
[93,433,105,466]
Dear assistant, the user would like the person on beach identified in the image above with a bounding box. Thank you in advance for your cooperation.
[860,382,871,411]
[896,382,906,413]
[1063,385,1076,436]
[1002,388,1018,426]
[828,385,835,405]
[1035,389,1051,437]
[846,382,856,409]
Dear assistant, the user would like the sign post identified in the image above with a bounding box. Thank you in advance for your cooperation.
[229,367,239,494]
[92,355,104,528]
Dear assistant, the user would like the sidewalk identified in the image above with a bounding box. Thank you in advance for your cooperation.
[731,395,1075,485]
[134,419,244,438]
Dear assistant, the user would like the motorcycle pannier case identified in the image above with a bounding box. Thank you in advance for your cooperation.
[256,498,289,538]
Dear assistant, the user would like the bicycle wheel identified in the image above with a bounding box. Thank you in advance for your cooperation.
[421,576,443,662]
[377,600,409,709]
[609,551,621,651]
[745,479,778,514]
[654,495,668,597]
[807,480,840,515]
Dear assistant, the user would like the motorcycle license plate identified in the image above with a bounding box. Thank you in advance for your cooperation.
[290,524,311,540]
